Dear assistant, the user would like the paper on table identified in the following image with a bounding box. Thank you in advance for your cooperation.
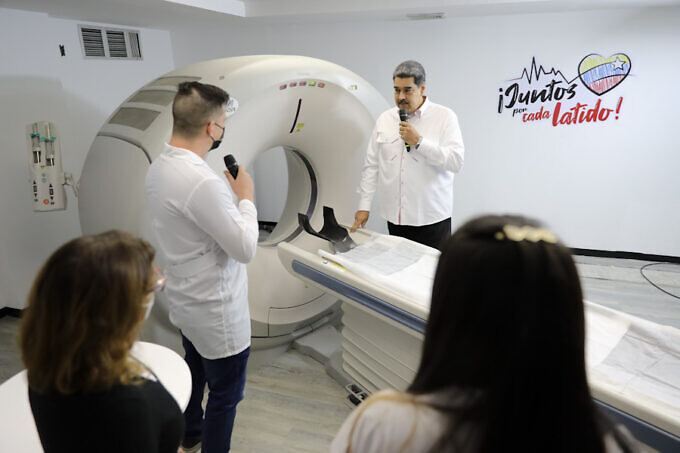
[585,301,680,424]
[318,234,439,307]
[332,239,424,275]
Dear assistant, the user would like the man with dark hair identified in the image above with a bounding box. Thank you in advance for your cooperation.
[145,81,258,453]
[171,82,230,138]
[351,60,465,249]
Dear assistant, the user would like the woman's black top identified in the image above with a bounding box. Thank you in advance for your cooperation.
[29,379,184,453]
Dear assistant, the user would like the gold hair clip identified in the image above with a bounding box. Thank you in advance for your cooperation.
[495,225,558,244]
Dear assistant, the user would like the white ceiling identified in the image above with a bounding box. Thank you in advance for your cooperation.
[0,0,678,29]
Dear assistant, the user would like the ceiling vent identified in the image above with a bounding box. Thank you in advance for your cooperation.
[407,12,446,20]
[78,25,142,60]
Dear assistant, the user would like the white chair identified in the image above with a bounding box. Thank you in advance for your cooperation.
[0,341,191,453]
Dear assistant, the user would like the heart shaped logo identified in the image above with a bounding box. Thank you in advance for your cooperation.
[578,53,631,96]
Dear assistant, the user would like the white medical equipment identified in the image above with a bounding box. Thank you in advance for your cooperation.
[76,55,388,352]
[26,122,68,211]
[278,229,680,452]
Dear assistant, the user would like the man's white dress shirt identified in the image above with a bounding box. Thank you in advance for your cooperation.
[145,144,258,359]
[357,98,465,226]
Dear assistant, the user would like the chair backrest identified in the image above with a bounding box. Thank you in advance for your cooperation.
[0,370,44,452]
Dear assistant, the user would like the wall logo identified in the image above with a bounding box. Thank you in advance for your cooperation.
[498,54,630,127]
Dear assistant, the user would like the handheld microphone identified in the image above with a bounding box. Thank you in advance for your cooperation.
[398,108,410,152]
[223,154,239,179]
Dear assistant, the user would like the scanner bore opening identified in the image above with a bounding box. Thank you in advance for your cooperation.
[251,146,316,246]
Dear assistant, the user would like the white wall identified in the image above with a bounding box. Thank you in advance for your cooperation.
[2,6,676,309]
[0,8,175,309]
[170,6,680,257]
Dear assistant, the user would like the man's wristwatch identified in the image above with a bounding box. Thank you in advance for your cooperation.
[415,136,423,150]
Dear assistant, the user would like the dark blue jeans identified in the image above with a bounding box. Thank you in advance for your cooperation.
[182,334,249,453]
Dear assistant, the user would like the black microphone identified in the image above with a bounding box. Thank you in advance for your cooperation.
[223,154,239,179]
[398,108,410,152]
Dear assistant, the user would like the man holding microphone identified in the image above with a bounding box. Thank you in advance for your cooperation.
[351,60,465,249]
[145,81,258,453]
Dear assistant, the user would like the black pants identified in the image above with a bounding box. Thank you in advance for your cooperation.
[387,217,451,250]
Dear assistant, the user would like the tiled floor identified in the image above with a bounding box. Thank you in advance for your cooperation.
[231,351,351,453]
[0,316,22,384]
[575,256,680,329]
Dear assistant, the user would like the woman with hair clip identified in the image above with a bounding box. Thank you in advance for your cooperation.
[331,215,637,453]
[19,230,184,453]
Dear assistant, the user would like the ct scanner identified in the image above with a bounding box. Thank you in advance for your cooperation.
[76,55,680,451]
[78,55,388,352]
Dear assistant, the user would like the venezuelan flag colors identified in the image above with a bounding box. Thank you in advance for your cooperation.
[578,53,631,96]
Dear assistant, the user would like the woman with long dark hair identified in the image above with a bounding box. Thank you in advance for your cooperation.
[332,215,636,453]
[19,230,184,453]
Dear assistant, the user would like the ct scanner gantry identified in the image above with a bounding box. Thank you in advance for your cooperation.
[77,55,388,351]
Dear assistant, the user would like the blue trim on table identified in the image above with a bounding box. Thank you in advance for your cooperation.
[291,259,680,452]
[291,261,426,333]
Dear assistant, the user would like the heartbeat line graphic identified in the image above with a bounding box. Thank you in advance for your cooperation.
[509,57,578,84]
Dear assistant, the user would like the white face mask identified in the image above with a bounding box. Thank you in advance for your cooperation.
[142,295,155,320]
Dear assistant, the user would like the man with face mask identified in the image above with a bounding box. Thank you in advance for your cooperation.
[145,81,258,453]
[351,61,465,249]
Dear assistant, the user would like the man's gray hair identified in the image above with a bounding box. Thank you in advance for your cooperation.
[393,60,426,86]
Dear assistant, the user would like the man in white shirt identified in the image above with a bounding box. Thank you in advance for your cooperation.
[351,61,465,249]
[145,82,258,453]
